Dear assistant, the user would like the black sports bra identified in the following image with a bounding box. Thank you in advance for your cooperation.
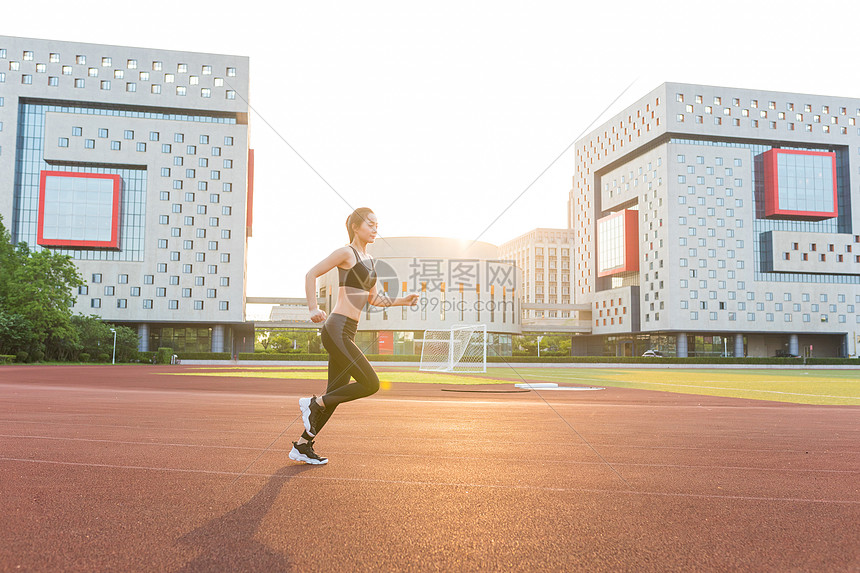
[338,245,377,291]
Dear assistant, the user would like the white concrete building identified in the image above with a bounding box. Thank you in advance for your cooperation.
[0,35,254,353]
[569,82,860,357]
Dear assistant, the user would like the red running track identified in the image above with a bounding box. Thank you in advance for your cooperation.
[0,365,858,572]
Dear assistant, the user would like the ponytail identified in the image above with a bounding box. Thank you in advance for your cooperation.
[346,207,374,242]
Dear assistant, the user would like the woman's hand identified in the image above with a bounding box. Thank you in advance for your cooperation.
[403,293,420,306]
[310,309,327,323]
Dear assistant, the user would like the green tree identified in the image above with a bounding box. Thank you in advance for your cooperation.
[0,215,84,360]
[0,309,37,358]
[71,315,139,362]
[256,330,272,351]
[269,332,294,353]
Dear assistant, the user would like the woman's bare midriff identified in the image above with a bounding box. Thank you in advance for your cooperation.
[331,284,369,321]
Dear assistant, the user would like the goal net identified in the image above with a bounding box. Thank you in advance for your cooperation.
[417,324,487,373]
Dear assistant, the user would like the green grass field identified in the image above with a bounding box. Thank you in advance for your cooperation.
[166,365,860,406]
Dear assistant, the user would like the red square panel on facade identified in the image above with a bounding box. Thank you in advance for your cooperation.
[37,171,122,249]
[597,209,639,277]
[762,149,837,221]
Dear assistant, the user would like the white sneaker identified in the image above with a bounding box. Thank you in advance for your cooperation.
[289,440,328,465]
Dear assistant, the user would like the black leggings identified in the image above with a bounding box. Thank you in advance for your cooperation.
[315,313,380,433]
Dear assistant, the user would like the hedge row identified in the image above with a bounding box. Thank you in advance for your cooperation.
[492,356,860,365]
[175,352,232,361]
[175,353,859,365]
[236,353,423,362]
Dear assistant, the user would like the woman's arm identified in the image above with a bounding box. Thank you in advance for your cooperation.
[306,247,349,321]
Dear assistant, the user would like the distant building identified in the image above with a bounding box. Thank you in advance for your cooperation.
[498,228,591,335]
[569,82,860,357]
[0,35,254,353]
[269,299,314,323]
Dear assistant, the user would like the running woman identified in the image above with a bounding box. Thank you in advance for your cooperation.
[289,207,419,465]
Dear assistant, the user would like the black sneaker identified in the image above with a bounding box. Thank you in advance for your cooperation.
[289,440,328,465]
[299,396,323,437]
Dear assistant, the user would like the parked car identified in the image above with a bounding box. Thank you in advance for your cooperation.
[642,350,663,357]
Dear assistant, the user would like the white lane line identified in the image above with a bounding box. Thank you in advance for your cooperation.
[0,434,261,451]
[1,423,857,453]
[3,435,857,474]
[1,457,857,506]
[0,419,280,435]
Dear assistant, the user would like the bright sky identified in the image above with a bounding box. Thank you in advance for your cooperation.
[4,1,859,319]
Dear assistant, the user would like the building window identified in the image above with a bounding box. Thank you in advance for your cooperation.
[91,298,101,308]
[219,301,229,311]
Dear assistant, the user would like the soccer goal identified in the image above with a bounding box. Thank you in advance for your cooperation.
[417,324,487,373]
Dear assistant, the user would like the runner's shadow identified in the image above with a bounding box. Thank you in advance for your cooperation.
[173,465,314,572]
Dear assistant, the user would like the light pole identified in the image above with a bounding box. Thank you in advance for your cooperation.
[537,335,543,358]
[109,328,117,364]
